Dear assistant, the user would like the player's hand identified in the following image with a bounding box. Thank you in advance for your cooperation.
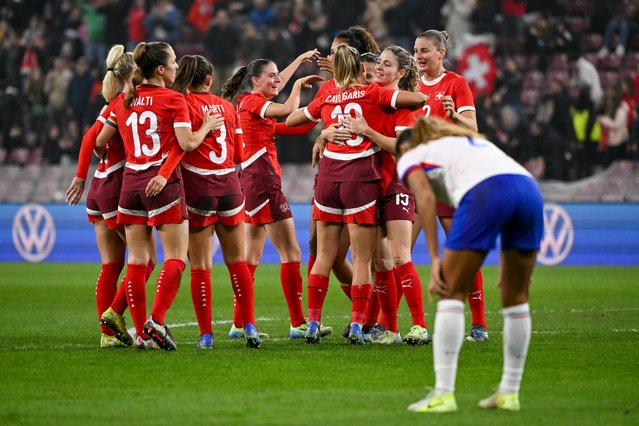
[317,56,333,76]
[203,110,224,133]
[343,111,369,136]
[311,136,326,168]
[65,177,85,206]
[442,95,456,119]
[145,175,167,197]
[321,123,350,144]
[298,49,321,63]
[296,74,323,89]
[427,257,447,302]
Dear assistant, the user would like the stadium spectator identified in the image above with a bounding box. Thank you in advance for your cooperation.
[220,51,322,339]
[44,58,73,130]
[413,29,488,342]
[400,117,542,414]
[128,0,148,51]
[598,0,634,57]
[286,44,425,344]
[568,51,603,109]
[144,0,182,44]
[598,85,631,166]
[248,0,277,30]
[172,54,261,349]
[569,86,602,179]
[203,9,239,92]
[94,41,220,350]
[73,0,107,65]
[65,57,94,127]
[440,0,475,58]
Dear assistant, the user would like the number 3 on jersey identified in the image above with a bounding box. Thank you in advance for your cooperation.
[330,103,363,146]
[126,111,160,158]
[209,124,227,164]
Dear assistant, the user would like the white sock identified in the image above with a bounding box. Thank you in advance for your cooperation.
[499,303,531,394]
[433,299,465,394]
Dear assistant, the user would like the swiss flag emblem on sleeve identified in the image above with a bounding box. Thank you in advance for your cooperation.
[457,42,496,97]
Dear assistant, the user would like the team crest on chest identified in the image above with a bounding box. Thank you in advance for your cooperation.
[435,91,444,100]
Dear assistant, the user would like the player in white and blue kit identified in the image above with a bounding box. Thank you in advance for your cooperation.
[396,117,544,414]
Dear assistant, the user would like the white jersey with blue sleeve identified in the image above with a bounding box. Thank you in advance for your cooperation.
[396,136,531,208]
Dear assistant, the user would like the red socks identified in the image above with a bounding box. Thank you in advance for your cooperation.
[363,290,380,328]
[468,270,487,328]
[396,261,426,328]
[280,261,306,327]
[375,269,398,332]
[95,263,123,335]
[340,284,352,300]
[393,268,403,309]
[229,261,255,326]
[190,268,212,335]
[351,283,373,324]
[124,263,148,336]
[307,274,329,322]
[150,259,185,324]
[112,261,154,315]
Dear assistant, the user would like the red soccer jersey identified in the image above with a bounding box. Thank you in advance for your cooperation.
[379,108,416,194]
[415,71,475,120]
[236,92,281,176]
[182,92,241,174]
[107,84,191,170]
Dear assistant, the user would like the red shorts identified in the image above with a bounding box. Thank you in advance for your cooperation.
[117,178,187,227]
[240,166,292,226]
[313,179,380,225]
[436,201,455,218]
[380,191,415,223]
[183,167,245,228]
[85,168,123,229]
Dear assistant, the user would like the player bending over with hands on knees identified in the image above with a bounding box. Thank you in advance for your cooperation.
[396,117,543,413]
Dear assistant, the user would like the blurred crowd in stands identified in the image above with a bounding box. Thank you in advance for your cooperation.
[0,0,638,182]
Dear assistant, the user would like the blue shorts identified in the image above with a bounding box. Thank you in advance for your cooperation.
[446,174,544,251]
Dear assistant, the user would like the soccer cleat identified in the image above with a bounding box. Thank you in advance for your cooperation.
[374,330,403,345]
[100,333,126,348]
[342,323,351,339]
[407,390,457,413]
[319,324,333,337]
[305,321,321,344]
[228,324,245,339]
[244,323,262,349]
[144,316,177,351]
[348,322,365,345]
[100,307,134,346]
[134,334,159,350]
[466,325,489,342]
[196,333,213,349]
[364,324,386,343]
[478,391,520,411]
[404,325,431,345]
[289,322,308,339]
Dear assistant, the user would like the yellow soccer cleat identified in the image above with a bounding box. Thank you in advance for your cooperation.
[478,391,520,411]
[408,390,457,413]
[100,307,134,346]
[100,333,126,348]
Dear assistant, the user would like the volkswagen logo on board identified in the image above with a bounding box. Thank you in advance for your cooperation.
[538,203,574,266]
[12,204,56,262]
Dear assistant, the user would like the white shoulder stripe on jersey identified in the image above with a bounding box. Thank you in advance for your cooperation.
[457,105,476,114]
[395,125,411,133]
[303,107,320,122]
[174,122,192,128]
[98,116,106,123]
[241,146,267,169]
[323,146,379,161]
[236,128,243,134]
[148,198,182,218]
[94,160,125,178]
[391,90,399,109]
[246,199,269,217]
[182,162,235,176]
[314,199,376,216]
[125,152,169,171]
[260,101,272,119]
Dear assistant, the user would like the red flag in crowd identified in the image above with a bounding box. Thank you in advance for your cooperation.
[457,42,496,97]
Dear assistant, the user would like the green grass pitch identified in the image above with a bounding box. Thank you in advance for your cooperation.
[0,263,637,425]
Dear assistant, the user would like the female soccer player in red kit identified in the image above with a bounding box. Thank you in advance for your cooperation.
[413,30,488,342]
[287,44,426,344]
[172,54,261,349]
[65,45,156,348]
[96,41,221,350]
[221,52,322,338]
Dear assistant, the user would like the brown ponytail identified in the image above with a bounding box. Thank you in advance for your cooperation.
[173,55,213,95]
[124,41,172,108]
[384,45,419,92]
[221,59,272,102]
[333,44,363,90]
